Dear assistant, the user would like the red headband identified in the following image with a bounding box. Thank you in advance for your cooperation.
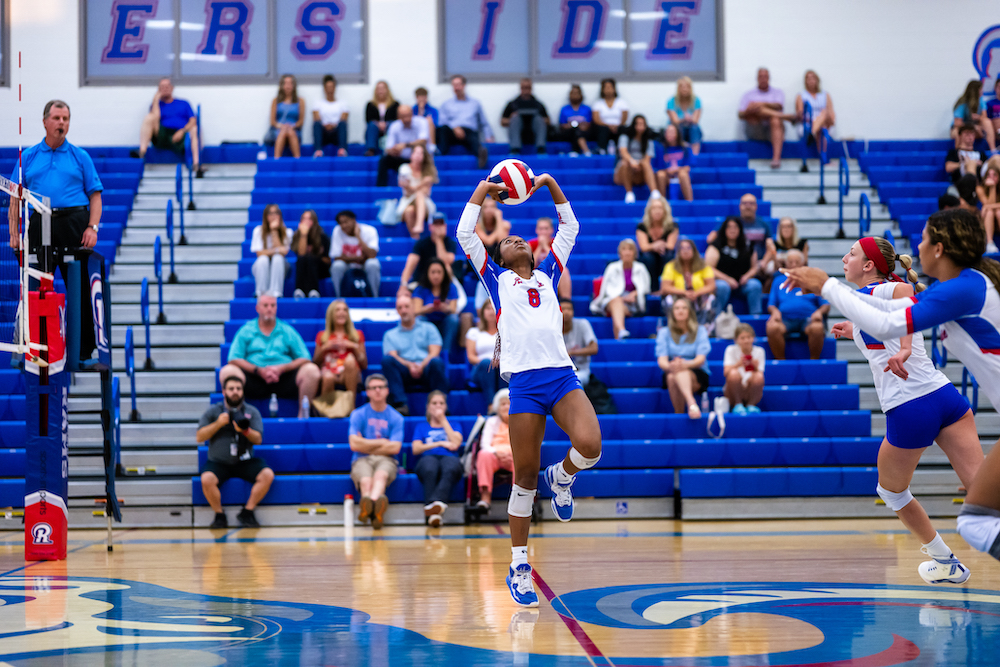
[859,237,903,282]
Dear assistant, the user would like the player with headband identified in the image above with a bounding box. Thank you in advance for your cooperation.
[457,174,602,607]
[782,209,1000,566]
[832,235,982,583]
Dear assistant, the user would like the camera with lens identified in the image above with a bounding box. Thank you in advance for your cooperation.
[229,410,251,431]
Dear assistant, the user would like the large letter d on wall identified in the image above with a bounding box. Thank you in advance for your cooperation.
[552,0,607,59]
[197,0,255,60]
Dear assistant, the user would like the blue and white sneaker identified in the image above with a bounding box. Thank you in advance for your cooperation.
[918,551,971,584]
[544,464,576,522]
[507,564,539,607]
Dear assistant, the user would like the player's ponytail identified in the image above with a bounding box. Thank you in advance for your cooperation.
[896,253,926,292]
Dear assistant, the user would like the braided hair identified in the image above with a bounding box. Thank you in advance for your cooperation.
[925,208,1000,295]
[870,236,925,292]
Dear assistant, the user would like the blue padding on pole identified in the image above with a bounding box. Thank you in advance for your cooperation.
[859,192,871,236]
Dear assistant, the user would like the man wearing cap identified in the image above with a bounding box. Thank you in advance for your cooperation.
[8,99,103,359]
[376,104,430,187]
[397,213,462,294]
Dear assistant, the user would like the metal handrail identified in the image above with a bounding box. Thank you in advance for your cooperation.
[859,192,871,236]
[962,368,980,415]
[883,229,895,247]
[125,326,140,421]
[165,199,177,283]
[930,326,947,368]
[184,134,196,212]
[174,164,188,245]
[153,236,166,325]
[799,101,812,173]
[816,128,833,205]
[836,157,849,239]
[140,277,153,370]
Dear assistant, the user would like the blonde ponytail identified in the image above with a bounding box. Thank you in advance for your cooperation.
[896,254,926,292]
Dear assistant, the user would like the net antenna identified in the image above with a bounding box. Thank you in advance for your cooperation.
[0,50,54,363]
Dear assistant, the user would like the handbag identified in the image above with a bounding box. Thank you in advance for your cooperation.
[311,390,355,419]
[706,396,728,439]
[714,305,739,340]
[375,198,400,225]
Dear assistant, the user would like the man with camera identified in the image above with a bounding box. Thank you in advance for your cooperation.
[196,376,272,528]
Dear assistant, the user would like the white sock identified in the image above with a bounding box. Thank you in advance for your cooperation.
[511,546,528,567]
[554,460,573,485]
[923,532,952,559]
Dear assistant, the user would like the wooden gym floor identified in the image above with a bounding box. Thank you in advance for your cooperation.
[0,517,998,666]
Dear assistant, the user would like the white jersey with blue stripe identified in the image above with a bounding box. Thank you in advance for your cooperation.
[851,281,950,413]
[457,201,579,382]
[822,268,1000,409]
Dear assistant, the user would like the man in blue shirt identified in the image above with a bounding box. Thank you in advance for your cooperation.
[376,105,430,186]
[135,79,203,175]
[381,295,448,414]
[221,294,321,418]
[554,84,593,156]
[8,100,104,358]
[437,74,494,168]
[414,87,439,153]
[349,373,405,529]
[766,250,829,359]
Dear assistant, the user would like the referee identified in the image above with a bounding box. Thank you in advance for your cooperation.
[7,100,104,359]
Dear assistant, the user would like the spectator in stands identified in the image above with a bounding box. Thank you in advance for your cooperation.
[136,78,203,175]
[377,104,430,187]
[197,376,271,528]
[314,299,366,400]
[659,238,717,327]
[795,70,835,153]
[615,115,661,204]
[330,209,381,298]
[313,74,349,158]
[413,390,464,527]
[466,300,503,410]
[656,124,694,201]
[562,298,598,386]
[382,295,448,415]
[250,204,290,298]
[590,238,651,340]
[412,258,460,356]
[593,77,629,154]
[977,164,1000,253]
[414,87,439,153]
[395,144,438,238]
[766,249,829,360]
[705,216,764,315]
[739,68,795,169]
[636,197,679,291]
[221,294,321,419]
[529,216,572,299]
[476,389,513,511]
[708,193,775,268]
[364,80,399,156]
[398,213,461,292]
[501,78,549,155]
[951,80,993,149]
[290,209,330,299]
[986,78,1000,153]
[656,297,711,419]
[555,84,593,156]
[348,374,404,529]
[722,323,765,415]
[265,74,304,159]
[666,76,702,155]
[438,74,493,169]
[947,125,988,184]
[773,216,809,270]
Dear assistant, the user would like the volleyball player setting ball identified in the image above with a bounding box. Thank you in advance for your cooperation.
[832,237,981,584]
[458,162,603,607]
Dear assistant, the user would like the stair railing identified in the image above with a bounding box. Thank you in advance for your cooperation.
[153,236,166,324]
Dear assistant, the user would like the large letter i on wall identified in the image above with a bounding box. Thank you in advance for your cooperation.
[472,0,504,61]
[197,0,255,60]
[552,0,607,59]
[292,1,344,60]
[647,0,699,60]
[101,0,158,63]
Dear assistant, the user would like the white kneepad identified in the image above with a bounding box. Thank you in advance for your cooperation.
[507,485,536,518]
[876,483,914,512]
[569,448,601,470]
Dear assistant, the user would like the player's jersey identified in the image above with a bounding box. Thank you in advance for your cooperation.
[822,268,1000,410]
[851,281,950,412]
[458,201,578,381]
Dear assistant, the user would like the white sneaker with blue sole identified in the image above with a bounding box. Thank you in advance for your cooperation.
[507,564,539,607]
[918,551,971,584]
[544,464,575,522]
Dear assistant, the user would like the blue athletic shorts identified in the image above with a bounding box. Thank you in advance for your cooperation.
[508,367,582,415]
[885,384,971,449]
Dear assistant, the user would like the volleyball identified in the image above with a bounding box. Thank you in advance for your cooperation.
[488,158,535,205]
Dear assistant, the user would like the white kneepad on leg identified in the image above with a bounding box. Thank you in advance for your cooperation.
[569,448,601,470]
[508,484,536,518]
[876,483,914,512]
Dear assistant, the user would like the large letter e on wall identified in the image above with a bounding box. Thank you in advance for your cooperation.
[101,0,158,63]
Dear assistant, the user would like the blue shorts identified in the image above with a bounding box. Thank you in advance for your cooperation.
[783,318,808,336]
[885,384,971,449]
[508,367,582,415]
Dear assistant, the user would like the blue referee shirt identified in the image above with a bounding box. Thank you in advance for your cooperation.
[11,139,103,209]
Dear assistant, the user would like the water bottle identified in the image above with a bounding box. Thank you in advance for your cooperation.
[700,391,709,414]
[301,396,310,418]
[269,393,278,418]
[344,494,354,527]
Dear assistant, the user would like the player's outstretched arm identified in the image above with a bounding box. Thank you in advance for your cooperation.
[458,180,508,277]
[530,173,567,205]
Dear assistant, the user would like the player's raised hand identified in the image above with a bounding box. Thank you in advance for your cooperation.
[483,180,508,202]
[780,266,829,295]
[528,173,553,196]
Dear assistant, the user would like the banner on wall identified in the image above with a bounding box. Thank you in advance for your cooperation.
[82,0,367,84]
[440,0,723,82]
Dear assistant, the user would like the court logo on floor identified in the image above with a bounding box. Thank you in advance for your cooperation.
[552,581,1000,666]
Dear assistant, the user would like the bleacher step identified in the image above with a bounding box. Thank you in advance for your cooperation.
[133,194,250,210]
[71,371,217,396]
[142,164,256,178]
[109,324,224,346]
[125,228,246,245]
[137,178,255,195]
[110,265,238,282]
[128,210,248,227]
[70,478,191,502]
[71,449,197,476]
[113,304,228,325]
[755,173,868,188]
[116,245,243,263]
[112,283,234,303]
[71,395,211,421]
[765,190,880,205]
[771,204,891,221]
